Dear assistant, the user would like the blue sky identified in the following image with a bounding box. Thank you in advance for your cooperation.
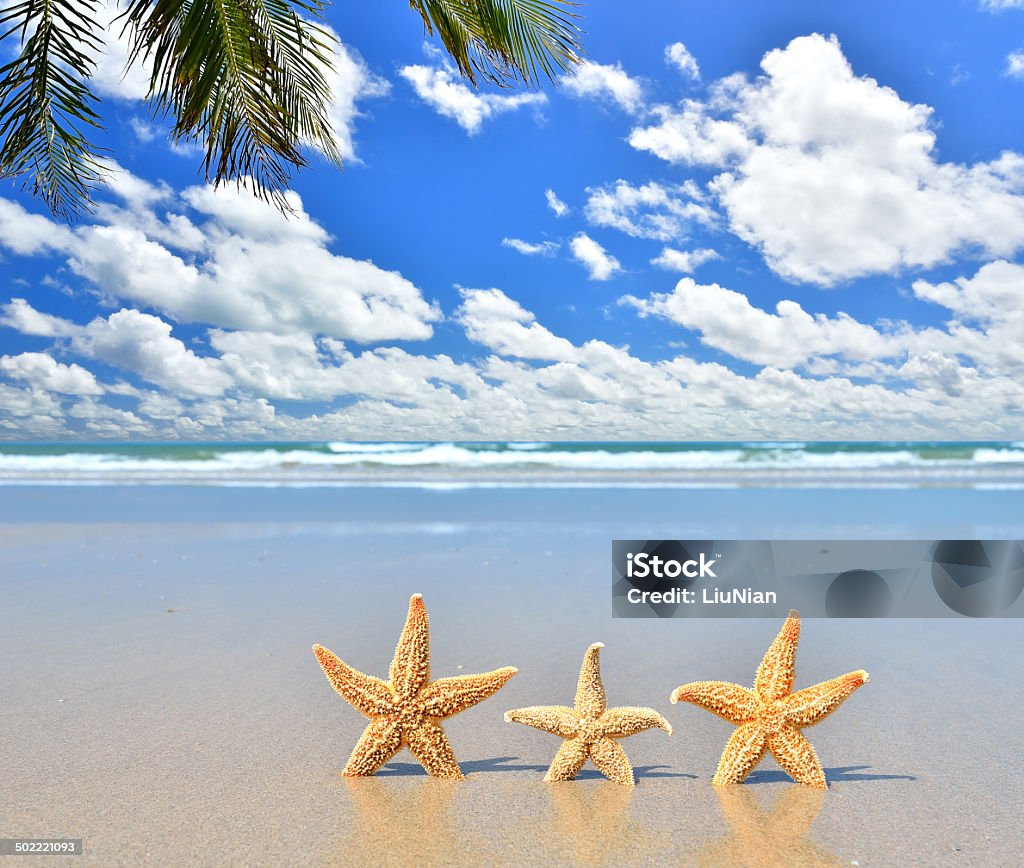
[2,0,1024,440]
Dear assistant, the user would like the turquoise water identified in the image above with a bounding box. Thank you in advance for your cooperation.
[0,441,1022,486]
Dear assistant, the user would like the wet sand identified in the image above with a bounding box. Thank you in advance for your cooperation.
[2,487,1023,865]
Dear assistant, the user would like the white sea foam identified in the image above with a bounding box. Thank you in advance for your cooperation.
[0,442,1022,486]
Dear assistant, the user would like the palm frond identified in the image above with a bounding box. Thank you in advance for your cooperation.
[0,0,106,218]
[122,0,340,208]
[409,0,582,88]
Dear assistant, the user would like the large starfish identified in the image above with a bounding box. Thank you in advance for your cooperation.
[670,610,868,789]
[313,593,517,779]
[505,643,672,786]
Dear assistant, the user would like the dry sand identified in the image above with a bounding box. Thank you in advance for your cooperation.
[2,488,1023,865]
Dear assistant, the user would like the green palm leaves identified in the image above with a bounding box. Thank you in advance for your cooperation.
[121,0,340,211]
[0,0,106,218]
[408,0,581,87]
[0,0,583,218]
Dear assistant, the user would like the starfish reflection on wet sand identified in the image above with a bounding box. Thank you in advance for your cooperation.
[671,610,868,789]
[696,786,840,867]
[505,643,672,786]
[313,593,517,779]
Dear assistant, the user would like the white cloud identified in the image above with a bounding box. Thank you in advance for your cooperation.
[457,288,577,361]
[981,0,1024,9]
[128,118,158,142]
[665,43,700,79]
[0,353,103,395]
[0,298,78,336]
[545,189,570,217]
[1,303,232,396]
[570,233,622,280]
[628,99,750,166]
[400,63,545,134]
[0,173,441,344]
[0,199,75,255]
[629,34,1024,285]
[561,61,645,114]
[584,179,715,240]
[5,267,1024,439]
[501,237,559,256]
[1007,51,1024,77]
[624,277,897,367]
[76,309,232,396]
[90,0,152,101]
[650,247,720,272]
[323,35,390,162]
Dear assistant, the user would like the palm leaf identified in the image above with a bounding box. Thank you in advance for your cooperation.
[408,0,582,87]
[121,0,340,208]
[0,0,106,217]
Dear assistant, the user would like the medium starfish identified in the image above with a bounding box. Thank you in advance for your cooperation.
[670,610,868,789]
[505,643,672,786]
[313,593,517,780]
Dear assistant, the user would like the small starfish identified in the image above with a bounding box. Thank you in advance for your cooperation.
[505,643,672,786]
[670,610,868,789]
[313,593,517,780]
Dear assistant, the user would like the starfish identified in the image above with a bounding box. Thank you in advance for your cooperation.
[313,593,517,779]
[670,610,868,789]
[505,643,672,786]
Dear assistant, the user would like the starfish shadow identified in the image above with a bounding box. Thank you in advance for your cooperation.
[745,764,917,785]
[572,764,696,781]
[377,755,550,776]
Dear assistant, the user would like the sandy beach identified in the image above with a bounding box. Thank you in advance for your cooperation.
[2,485,1023,865]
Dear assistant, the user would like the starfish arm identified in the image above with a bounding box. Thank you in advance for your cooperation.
[589,736,635,787]
[420,667,518,717]
[712,722,768,786]
[767,725,827,789]
[575,643,607,718]
[599,706,673,738]
[504,705,580,737]
[342,718,403,776]
[407,719,465,780]
[313,644,395,717]
[670,681,759,724]
[780,670,870,728]
[543,737,589,782]
[754,609,801,703]
[389,593,431,698]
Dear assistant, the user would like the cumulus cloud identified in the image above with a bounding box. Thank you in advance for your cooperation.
[0,169,441,344]
[981,0,1024,9]
[501,238,559,256]
[400,63,545,133]
[1007,51,1024,77]
[323,37,390,161]
[457,288,578,361]
[0,353,103,395]
[583,179,715,240]
[629,34,1024,285]
[570,233,622,280]
[650,247,720,272]
[560,61,645,113]
[665,42,700,79]
[545,189,570,217]
[623,278,898,367]
[5,266,1024,439]
[89,0,152,101]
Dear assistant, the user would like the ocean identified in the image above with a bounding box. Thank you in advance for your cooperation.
[0,441,1023,487]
